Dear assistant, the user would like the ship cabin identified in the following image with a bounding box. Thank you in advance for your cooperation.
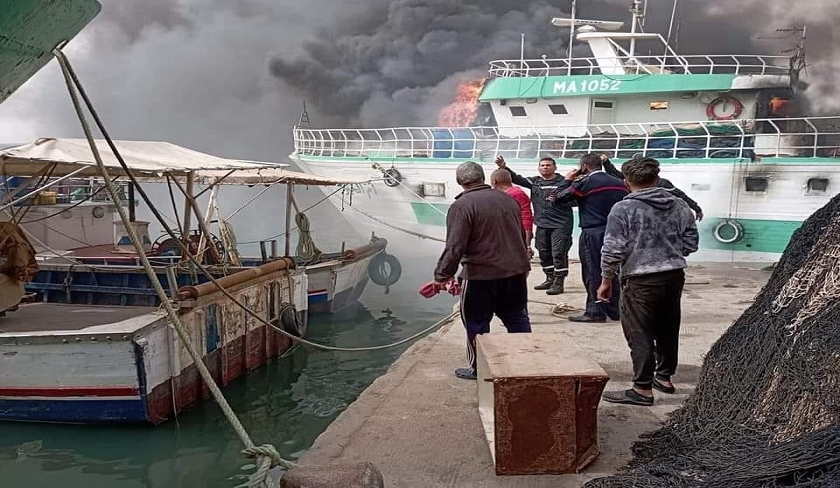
[478,17,822,162]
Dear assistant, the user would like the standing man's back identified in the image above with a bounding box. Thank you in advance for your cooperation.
[433,162,532,380]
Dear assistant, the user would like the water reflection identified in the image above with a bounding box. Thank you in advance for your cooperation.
[0,290,452,488]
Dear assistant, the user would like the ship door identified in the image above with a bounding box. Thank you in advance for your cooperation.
[590,99,616,126]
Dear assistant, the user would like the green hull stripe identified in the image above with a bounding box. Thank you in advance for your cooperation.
[410,203,800,254]
[297,154,840,166]
[479,74,739,101]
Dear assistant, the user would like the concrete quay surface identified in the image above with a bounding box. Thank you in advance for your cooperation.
[295,263,770,487]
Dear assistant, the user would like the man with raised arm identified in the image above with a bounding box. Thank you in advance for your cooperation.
[548,153,628,323]
[495,155,574,295]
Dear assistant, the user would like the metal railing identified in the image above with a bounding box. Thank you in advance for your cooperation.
[487,54,791,77]
[293,117,840,161]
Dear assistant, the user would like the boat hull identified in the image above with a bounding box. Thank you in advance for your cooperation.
[293,155,840,262]
[0,268,309,425]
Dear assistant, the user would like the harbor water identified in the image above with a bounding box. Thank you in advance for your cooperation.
[0,184,455,488]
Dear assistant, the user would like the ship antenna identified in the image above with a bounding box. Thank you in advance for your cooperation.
[629,0,645,57]
[298,100,311,127]
[567,0,577,69]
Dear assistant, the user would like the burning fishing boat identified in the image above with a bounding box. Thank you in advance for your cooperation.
[291,0,840,262]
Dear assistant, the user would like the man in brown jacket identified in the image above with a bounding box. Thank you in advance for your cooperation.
[433,161,532,380]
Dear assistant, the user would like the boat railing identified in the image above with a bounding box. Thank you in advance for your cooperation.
[293,117,840,161]
[487,54,792,77]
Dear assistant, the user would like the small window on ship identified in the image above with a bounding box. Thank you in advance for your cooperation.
[650,101,669,111]
[806,177,829,195]
[509,106,527,117]
[745,176,769,193]
[549,104,569,115]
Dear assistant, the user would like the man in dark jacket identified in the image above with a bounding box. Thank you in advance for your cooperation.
[602,156,704,221]
[548,154,628,322]
[433,162,532,380]
[597,157,699,406]
[495,155,574,295]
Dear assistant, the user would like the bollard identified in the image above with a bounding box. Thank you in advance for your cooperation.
[279,462,384,488]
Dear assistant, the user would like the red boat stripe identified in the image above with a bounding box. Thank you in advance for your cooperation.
[0,386,140,397]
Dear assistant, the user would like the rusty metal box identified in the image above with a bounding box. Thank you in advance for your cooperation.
[476,333,609,475]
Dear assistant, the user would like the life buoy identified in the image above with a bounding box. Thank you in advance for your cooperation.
[368,252,402,286]
[713,219,744,244]
[383,168,402,187]
[706,96,743,121]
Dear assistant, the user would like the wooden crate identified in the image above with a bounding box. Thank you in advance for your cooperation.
[477,333,609,475]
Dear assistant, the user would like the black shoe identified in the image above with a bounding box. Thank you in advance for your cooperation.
[652,378,676,394]
[546,277,565,296]
[568,314,606,323]
[607,315,620,321]
[603,389,654,406]
[455,368,477,380]
[534,276,553,291]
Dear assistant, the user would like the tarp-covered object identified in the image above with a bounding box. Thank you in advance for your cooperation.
[195,168,370,187]
[586,195,840,487]
[0,138,286,177]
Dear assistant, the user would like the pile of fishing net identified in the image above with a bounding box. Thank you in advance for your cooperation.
[586,194,840,488]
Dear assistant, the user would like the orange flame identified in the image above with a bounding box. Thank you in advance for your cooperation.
[438,78,486,127]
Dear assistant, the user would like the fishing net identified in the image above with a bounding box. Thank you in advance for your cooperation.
[585,194,840,488]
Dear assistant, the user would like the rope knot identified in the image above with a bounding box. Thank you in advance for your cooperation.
[243,444,295,488]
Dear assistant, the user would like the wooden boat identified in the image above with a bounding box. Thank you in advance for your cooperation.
[0,139,398,424]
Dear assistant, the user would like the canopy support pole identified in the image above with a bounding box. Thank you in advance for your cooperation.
[171,176,223,264]
[284,182,293,256]
[128,182,136,222]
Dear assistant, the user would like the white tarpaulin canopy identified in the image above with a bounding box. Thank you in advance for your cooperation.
[0,138,286,177]
[195,168,370,187]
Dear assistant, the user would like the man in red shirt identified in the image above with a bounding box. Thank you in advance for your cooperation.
[491,169,534,249]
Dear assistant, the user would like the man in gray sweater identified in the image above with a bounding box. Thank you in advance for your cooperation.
[597,157,699,406]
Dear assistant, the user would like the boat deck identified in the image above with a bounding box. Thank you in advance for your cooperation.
[0,303,159,335]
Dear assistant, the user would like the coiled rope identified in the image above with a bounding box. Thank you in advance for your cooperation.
[294,212,322,263]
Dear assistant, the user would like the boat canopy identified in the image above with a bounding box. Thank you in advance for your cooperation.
[195,168,369,187]
[0,138,285,177]
[0,137,369,186]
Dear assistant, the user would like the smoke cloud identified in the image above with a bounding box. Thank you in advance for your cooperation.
[270,0,840,125]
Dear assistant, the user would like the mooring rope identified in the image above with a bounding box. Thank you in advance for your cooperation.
[54,48,291,488]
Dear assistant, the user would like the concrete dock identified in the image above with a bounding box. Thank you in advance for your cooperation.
[297,263,770,487]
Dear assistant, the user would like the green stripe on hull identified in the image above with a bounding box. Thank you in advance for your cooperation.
[702,219,801,253]
[410,202,800,254]
[479,74,739,101]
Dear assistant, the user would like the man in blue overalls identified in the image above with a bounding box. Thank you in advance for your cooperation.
[548,154,628,322]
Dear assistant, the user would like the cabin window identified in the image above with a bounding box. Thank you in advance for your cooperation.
[549,104,569,115]
[422,182,446,197]
[650,101,669,111]
[509,106,527,117]
[593,101,614,109]
[745,176,769,193]
[806,177,829,195]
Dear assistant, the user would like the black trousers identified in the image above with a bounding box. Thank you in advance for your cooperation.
[620,269,686,389]
[579,227,619,319]
[460,273,532,370]
[535,227,572,278]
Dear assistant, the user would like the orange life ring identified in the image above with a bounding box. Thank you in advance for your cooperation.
[707,96,743,120]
